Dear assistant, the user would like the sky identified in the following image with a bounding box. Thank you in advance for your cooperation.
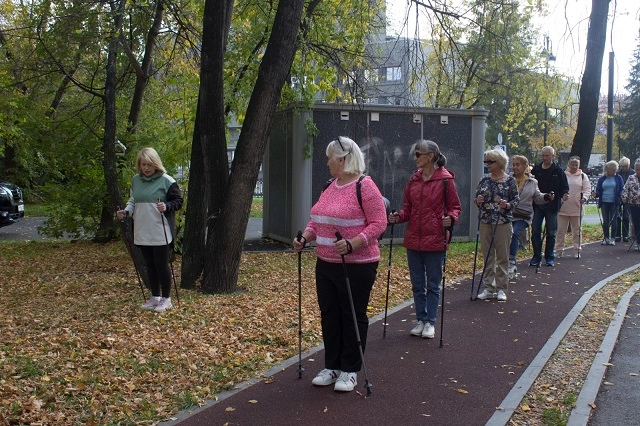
[387,0,640,95]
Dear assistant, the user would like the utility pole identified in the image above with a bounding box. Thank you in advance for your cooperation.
[543,35,556,146]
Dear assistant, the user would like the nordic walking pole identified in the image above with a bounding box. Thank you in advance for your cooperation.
[335,231,372,397]
[383,210,396,339]
[295,231,305,378]
[470,208,482,300]
[118,206,146,302]
[158,198,180,306]
[440,179,452,348]
[578,192,583,259]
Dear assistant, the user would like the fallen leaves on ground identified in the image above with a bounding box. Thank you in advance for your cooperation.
[0,225,615,424]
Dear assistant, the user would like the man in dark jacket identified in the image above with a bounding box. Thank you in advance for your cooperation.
[529,146,569,267]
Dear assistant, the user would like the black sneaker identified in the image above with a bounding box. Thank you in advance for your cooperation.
[623,237,630,242]
[545,259,555,267]
[615,237,621,242]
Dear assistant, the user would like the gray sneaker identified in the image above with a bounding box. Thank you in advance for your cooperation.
[410,321,426,336]
[476,289,495,300]
[154,298,173,312]
[422,323,435,339]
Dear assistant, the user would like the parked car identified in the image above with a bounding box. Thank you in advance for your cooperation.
[0,181,25,228]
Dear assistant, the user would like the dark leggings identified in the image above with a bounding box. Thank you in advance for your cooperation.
[138,245,172,298]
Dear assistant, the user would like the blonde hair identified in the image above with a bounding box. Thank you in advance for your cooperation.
[326,136,365,175]
[511,155,530,169]
[136,147,166,174]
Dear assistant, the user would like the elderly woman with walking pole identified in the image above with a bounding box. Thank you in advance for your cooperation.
[474,149,519,301]
[116,147,183,313]
[388,139,461,339]
[508,155,545,278]
[292,136,387,393]
[596,161,624,245]
[621,158,640,251]
[556,156,591,259]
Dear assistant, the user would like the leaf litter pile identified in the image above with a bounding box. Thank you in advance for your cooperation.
[0,225,634,425]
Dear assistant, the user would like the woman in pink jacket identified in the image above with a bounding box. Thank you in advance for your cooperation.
[556,156,591,258]
[293,136,387,393]
[388,140,461,339]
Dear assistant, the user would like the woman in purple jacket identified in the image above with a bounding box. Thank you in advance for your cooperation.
[388,140,461,339]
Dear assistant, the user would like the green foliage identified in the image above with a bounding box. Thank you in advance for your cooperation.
[617,39,640,160]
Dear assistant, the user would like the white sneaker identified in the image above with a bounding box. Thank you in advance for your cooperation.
[508,263,517,279]
[141,297,161,310]
[410,321,426,336]
[422,323,435,339]
[334,372,357,392]
[154,297,172,312]
[476,289,495,300]
[497,290,507,301]
[311,368,340,386]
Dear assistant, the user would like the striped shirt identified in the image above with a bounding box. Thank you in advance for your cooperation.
[305,176,387,264]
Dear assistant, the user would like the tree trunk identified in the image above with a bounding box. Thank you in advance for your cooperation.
[180,0,234,289]
[570,0,611,162]
[102,0,150,287]
[201,0,306,293]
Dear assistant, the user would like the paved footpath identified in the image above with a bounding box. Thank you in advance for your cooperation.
[161,241,640,426]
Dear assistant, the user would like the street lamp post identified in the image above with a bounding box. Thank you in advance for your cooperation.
[543,35,556,146]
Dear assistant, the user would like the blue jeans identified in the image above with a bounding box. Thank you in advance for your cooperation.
[509,219,529,259]
[531,204,558,261]
[600,202,618,240]
[407,249,444,325]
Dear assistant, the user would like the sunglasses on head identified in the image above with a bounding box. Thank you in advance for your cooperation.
[336,137,352,154]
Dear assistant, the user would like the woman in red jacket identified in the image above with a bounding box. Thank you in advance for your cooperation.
[388,140,461,339]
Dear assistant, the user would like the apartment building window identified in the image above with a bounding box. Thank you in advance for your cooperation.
[386,66,402,81]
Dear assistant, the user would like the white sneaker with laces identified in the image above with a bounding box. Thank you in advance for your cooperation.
[497,290,507,301]
[154,297,173,312]
[422,323,435,339]
[141,297,161,311]
[410,321,426,336]
[476,289,495,300]
[311,368,340,386]
[334,372,357,392]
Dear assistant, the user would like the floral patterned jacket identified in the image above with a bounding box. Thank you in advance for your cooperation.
[475,175,519,224]
[622,173,640,205]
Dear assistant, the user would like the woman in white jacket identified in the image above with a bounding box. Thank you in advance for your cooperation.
[556,156,591,258]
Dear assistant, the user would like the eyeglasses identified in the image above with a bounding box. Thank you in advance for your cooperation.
[484,160,497,165]
[415,151,430,158]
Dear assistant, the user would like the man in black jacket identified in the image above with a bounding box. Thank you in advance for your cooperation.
[529,146,570,267]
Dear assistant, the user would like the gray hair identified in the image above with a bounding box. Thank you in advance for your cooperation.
[412,139,447,167]
[541,146,555,155]
[619,156,630,167]
[604,160,619,175]
[484,148,508,171]
[326,136,366,175]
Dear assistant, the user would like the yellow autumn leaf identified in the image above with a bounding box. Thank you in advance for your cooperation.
[225,407,235,412]
[455,388,468,394]
[521,404,531,412]
[248,400,258,404]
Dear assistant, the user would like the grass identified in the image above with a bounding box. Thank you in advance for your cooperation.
[250,197,263,218]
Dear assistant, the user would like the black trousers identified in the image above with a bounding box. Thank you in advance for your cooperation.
[138,245,172,298]
[315,258,378,373]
